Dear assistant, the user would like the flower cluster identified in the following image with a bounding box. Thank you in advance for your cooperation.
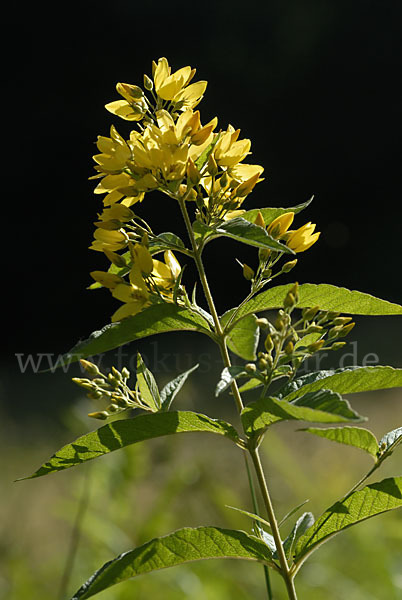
[89,58,321,323]
[90,243,183,322]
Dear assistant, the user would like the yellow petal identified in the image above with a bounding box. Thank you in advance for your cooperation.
[111,300,146,322]
[90,271,124,288]
[105,100,143,121]
[164,250,181,279]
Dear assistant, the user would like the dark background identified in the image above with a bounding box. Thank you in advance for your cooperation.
[5,0,402,362]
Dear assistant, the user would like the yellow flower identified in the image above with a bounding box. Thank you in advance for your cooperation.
[267,212,294,238]
[90,228,128,252]
[214,126,251,168]
[286,222,320,252]
[152,57,207,108]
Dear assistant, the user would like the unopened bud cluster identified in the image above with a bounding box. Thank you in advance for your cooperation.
[243,286,355,385]
[73,360,146,420]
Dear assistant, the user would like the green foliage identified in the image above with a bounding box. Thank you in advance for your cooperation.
[301,426,379,458]
[226,314,260,360]
[136,352,161,411]
[160,364,199,411]
[22,411,241,479]
[280,366,402,402]
[58,304,212,368]
[242,197,314,225]
[70,527,275,600]
[241,390,363,436]
[223,283,402,328]
[193,218,294,252]
[293,477,402,567]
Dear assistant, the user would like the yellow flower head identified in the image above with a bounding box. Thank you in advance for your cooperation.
[152,57,207,109]
[286,222,320,253]
[267,212,294,238]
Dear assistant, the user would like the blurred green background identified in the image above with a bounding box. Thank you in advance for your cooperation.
[1,325,401,599]
[3,0,402,597]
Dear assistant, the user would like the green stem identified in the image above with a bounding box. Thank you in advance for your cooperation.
[177,196,297,599]
[244,453,273,599]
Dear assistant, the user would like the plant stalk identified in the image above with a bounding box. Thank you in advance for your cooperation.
[177,196,298,599]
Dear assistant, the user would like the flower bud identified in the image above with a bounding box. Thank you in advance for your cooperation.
[79,359,101,377]
[121,367,130,379]
[242,264,255,281]
[284,341,294,355]
[258,248,271,262]
[186,157,202,185]
[302,306,320,321]
[331,316,353,326]
[88,411,109,420]
[264,334,274,352]
[257,357,268,370]
[255,211,266,228]
[330,341,347,351]
[308,340,325,353]
[104,250,127,269]
[245,363,257,374]
[207,154,218,176]
[262,268,272,279]
[284,292,296,309]
[282,259,298,273]
[337,322,356,338]
[143,74,153,90]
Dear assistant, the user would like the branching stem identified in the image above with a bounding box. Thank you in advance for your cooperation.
[177,195,298,599]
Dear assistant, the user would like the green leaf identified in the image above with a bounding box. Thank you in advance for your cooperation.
[149,232,186,255]
[70,526,274,599]
[225,283,402,325]
[214,218,294,252]
[226,314,260,361]
[215,366,249,397]
[294,477,402,566]
[160,364,199,411]
[136,353,161,411]
[57,304,212,369]
[241,390,363,436]
[225,505,272,531]
[195,136,219,170]
[283,512,315,559]
[278,500,310,527]
[301,426,379,458]
[238,377,263,393]
[281,366,402,402]
[20,411,241,480]
[378,426,402,458]
[242,197,314,225]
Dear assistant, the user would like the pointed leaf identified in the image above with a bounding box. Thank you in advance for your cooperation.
[215,366,248,397]
[20,411,241,480]
[278,500,310,527]
[193,218,293,252]
[136,353,161,411]
[148,232,186,254]
[223,283,402,326]
[227,314,260,361]
[302,426,379,458]
[215,218,294,252]
[378,426,402,458]
[56,304,212,369]
[294,477,402,567]
[281,366,402,402]
[241,390,363,436]
[160,364,199,411]
[283,512,315,559]
[242,197,314,225]
[70,527,274,599]
[225,506,272,531]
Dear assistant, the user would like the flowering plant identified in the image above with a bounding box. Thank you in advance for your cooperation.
[21,57,402,600]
